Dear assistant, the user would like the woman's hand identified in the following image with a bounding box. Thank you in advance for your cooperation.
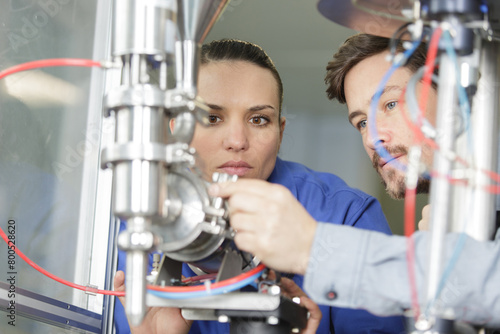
[114,271,192,334]
[280,277,322,334]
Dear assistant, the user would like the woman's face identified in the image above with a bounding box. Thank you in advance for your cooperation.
[188,60,285,181]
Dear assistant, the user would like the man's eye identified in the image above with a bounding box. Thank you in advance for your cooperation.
[357,120,367,130]
[386,101,397,110]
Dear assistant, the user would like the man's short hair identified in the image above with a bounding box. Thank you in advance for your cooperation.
[325,33,429,104]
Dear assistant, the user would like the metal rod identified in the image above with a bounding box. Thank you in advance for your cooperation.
[426,52,457,309]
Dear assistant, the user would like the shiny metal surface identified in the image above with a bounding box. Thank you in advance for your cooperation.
[451,40,500,241]
[171,112,197,144]
[317,0,413,38]
[177,0,231,43]
[426,53,457,311]
[466,40,500,240]
[148,292,281,310]
[175,40,199,95]
[112,105,165,217]
[113,0,174,56]
[175,0,231,94]
[154,168,233,273]
[317,0,500,38]
[105,0,241,325]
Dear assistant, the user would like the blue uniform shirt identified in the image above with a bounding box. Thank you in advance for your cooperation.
[115,158,406,333]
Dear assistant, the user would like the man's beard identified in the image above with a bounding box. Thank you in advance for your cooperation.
[372,145,430,200]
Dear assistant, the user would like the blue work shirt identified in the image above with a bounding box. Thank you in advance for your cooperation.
[115,157,406,333]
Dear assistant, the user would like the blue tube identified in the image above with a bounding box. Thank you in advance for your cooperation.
[368,40,422,173]
[148,270,263,300]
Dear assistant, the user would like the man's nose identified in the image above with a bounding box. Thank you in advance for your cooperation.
[366,120,392,151]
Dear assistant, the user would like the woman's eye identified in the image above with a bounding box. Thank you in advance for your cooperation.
[386,101,397,110]
[208,115,221,124]
[250,116,269,125]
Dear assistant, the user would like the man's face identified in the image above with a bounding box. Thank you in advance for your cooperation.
[344,51,437,199]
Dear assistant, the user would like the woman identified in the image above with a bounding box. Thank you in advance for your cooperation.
[115,39,404,334]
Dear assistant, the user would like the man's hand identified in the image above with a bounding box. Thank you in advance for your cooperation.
[114,271,192,334]
[209,179,317,275]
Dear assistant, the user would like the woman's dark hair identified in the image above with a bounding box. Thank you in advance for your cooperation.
[201,39,283,114]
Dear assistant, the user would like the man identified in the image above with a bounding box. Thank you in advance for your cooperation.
[210,33,500,328]
[325,33,433,230]
[324,33,434,201]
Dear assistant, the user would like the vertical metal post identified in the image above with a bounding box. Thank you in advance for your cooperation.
[426,53,457,307]
[465,40,500,240]
[105,0,173,325]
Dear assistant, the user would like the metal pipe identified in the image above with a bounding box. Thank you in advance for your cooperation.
[466,40,500,240]
[426,52,457,308]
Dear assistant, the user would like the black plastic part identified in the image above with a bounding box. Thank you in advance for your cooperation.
[215,296,308,334]
[426,0,482,17]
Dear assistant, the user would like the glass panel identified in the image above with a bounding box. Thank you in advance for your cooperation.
[0,0,112,332]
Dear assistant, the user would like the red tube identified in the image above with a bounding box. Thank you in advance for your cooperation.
[0,226,124,296]
[148,264,266,292]
[0,58,102,80]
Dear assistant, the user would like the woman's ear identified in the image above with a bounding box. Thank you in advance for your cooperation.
[279,116,286,144]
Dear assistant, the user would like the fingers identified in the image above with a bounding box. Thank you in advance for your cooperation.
[417,219,428,231]
[114,271,125,290]
[280,277,306,298]
[300,295,322,334]
[265,269,278,282]
[114,271,126,305]
[418,204,431,231]
[209,179,271,198]
[279,277,322,334]
[211,178,315,274]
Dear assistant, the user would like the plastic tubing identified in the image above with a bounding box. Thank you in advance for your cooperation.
[0,58,271,299]
[368,40,422,173]
[148,268,265,299]
[426,29,475,314]
[148,264,266,293]
[405,66,439,142]
[405,187,420,318]
[0,226,124,296]
[0,58,102,80]
[0,223,268,298]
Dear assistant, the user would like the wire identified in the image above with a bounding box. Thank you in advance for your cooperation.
[420,27,442,128]
[404,146,422,319]
[182,273,217,284]
[0,57,272,300]
[401,28,442,321]
[442,30,473,140]
[0,58,102,80]
[148,264,266,293]
[368,39,422,173]
[405,66,439,147]
[388,22,414,59]
[0,223,269,300]
[424,28,477,315]
[148,266,265,299]
[405,207,420,319]
[0,225,124,296]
